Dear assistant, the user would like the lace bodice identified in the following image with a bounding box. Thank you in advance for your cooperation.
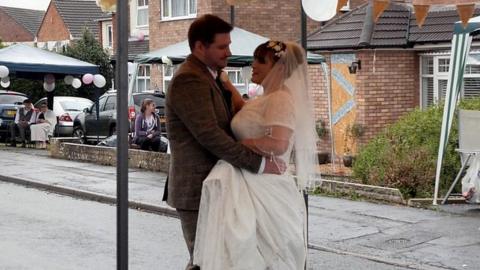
[231,89,295,163]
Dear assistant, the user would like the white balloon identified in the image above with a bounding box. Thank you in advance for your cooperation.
[72,78,82,89]
[0,80,10,88]
[0,65,9,78]
[43,82,55,92]
[302,0,337,22]
[64,75,74,85]
[93,74,106,88]
[1,76,9,83]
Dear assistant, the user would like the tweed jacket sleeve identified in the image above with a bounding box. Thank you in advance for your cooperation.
[169,72,262,173]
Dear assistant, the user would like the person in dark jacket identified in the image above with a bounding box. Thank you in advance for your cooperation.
[134,98,163,151]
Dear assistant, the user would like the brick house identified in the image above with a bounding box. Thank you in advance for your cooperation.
[307,3,480,157]
[0,6,44,44]
[36,0,107,52]
[98,1,151,92]
[146,0,327,92]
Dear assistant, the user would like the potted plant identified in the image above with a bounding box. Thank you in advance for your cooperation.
[342,123,365,167]
[315,119,330,164]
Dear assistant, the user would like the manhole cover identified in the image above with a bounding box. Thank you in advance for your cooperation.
[384,238,411,249]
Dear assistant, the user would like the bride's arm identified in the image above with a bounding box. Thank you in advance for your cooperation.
[221,73,245,114]
[241,125,293,156]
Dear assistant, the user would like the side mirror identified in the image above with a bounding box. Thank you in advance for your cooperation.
[83,107,91,113]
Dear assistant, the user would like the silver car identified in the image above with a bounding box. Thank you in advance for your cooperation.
[34,96,93,137]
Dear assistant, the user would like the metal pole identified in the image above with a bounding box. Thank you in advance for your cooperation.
[95,87,99,144]
[116,0,129,269]
[230,5,235,26]
[301,3,308,270]
[301,3,307,51]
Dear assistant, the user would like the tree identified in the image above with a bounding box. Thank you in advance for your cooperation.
[63,27,113,100]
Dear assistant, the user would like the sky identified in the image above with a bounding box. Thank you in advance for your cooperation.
[0,0,50,10]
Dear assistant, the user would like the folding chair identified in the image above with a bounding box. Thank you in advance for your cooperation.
[442,109,480,204]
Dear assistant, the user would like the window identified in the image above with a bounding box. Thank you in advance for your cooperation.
[421,53,480,108]
[137,0,149,27]
[107,25,113,47]
[225,68,244,86]
[162,0,197,20]
[163,64,178,92]
[136,64,151,92]
[104,96,116,111]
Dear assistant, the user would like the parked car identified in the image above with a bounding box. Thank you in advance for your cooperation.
[73,91,166,144]
[34,96,93,137]
[0,90,28,141]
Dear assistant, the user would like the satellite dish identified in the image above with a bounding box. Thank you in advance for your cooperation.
[302,0,337,22]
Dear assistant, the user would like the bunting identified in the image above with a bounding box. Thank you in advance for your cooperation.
[373,0,479,28]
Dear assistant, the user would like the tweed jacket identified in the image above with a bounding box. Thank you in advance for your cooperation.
[165,54,262,210]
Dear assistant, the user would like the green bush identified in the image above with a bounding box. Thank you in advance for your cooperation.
[353,98,480,199]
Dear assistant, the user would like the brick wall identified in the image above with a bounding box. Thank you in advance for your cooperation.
[37,3,70,42]
[0,10,34,42]
[354,50,419,145]
[309,62,331,153]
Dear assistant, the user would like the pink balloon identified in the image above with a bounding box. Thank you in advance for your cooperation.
[82,73,94,85]
[44,74,55,84]
[137,32,145,41]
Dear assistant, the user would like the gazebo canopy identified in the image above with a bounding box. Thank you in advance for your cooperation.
[0,43,99,77]
[135,27,324,66]
[433,15,480,205]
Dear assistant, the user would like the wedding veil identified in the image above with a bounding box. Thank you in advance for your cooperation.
[260,41,320,190]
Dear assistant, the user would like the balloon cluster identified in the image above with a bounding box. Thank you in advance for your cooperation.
[0,65,10,88]
[63,73,107,89]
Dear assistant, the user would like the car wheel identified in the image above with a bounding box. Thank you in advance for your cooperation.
[73,128,86,144]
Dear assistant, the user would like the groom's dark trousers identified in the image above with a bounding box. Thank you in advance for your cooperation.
[165,54,263,270]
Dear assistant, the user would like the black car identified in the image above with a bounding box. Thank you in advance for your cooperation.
[0,90,28,141]
[73,91,166,144]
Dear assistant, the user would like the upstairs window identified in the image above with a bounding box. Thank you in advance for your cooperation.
[137,0,149,27]
[162,0,197,20]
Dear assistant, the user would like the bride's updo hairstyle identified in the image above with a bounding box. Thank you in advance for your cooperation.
[254,40,305,79]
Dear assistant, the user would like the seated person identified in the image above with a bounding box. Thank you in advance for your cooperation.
[133,98,165,152]
[9,99,36,147]
[30,103,57,149]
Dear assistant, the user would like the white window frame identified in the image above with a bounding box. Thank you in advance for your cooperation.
[162,64,178,93]
[420,52,480,108]
[137,0,149,27]
[136,64,151,92]
[161,0,197,21]
[107,24,113,48]
[224,68,244,86]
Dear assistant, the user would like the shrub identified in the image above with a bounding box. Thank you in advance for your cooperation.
[353,98,480,199]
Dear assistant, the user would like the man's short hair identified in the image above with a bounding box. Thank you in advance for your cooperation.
[188,14,233,51]
[23,99,32,104]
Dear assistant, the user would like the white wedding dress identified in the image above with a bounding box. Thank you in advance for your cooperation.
[194,90,307,270]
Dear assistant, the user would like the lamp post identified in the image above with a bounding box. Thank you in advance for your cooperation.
[116,0,129,269]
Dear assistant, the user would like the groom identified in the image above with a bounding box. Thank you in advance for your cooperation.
[165,14,285,270]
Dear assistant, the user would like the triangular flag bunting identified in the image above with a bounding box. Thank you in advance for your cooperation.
[457,4,475,27]
[373,0,390,22]
[337,0,349,12]
[413,5,430,28]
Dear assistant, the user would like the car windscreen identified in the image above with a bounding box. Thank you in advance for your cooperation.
[0,94,27,104]
[59,99,93,112]
[133,94,165,107]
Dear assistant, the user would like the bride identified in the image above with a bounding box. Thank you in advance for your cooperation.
[193,41,319,270]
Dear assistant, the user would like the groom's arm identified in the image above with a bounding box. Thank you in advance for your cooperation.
[169,72,264,173]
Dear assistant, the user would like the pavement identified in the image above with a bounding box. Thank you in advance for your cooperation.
[0,145,479,270]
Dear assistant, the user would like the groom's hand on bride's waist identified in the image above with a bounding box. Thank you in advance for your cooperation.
[263,157,286,175]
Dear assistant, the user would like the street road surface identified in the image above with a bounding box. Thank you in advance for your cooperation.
[0,182,411,269]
